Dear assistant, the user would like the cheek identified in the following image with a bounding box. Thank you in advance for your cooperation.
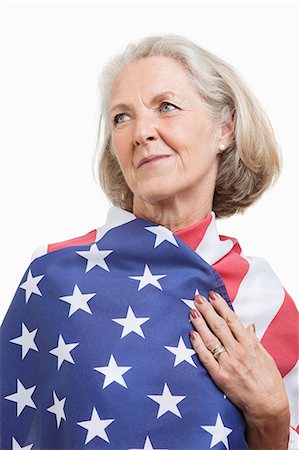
[162,118,190,144]
[183,124,217,162]
[111,132,132,169]
[161,117,207,155]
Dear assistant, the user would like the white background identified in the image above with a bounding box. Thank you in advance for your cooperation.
[1,0,298,323]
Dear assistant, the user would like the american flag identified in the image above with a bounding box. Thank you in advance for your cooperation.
[0,206,298,449]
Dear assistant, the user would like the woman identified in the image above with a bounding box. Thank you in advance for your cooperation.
[1,34,298,449]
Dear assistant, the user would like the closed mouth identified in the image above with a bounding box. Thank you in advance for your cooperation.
[138,155,171,168]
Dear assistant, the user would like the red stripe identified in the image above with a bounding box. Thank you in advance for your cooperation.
[175,214,212,250]
[261,291,299,377]
[212,236,249,302]
[214,236,299,377]
[47,229,97,253]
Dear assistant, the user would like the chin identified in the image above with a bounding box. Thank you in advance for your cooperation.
[138,185,179,205]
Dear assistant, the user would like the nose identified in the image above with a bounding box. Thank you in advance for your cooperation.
[133,113,159,146]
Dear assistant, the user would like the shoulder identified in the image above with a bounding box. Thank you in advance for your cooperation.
[30,206,137,264]
[212,230,283,305]
[217,235,298,394]
[30,228,98,263]
[219,238,298,377]
[218,234,290,321]
[217,231,285,293]
[214,232,298,336]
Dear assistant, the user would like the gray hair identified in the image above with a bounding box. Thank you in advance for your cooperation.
[93,33,281,218]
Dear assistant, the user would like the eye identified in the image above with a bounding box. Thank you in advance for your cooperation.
[160,102,177,113]
[113,102,178,125]
[113,113,130,124]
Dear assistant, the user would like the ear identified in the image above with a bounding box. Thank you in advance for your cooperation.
[216,115,235,153]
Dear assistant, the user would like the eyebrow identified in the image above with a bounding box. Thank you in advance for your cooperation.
[109,91,179,115]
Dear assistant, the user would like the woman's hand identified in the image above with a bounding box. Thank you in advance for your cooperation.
[189,291,290,450]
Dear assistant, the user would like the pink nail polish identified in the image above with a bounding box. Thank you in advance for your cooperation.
[194,294,206,304]
[189,330,197,341]
[209,291,218,301]
[190,309,200,319]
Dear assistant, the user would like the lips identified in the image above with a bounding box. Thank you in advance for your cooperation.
[138,155,171,168]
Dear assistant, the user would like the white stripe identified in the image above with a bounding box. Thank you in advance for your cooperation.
[195,212,234,265]
[232,255,285,340]
[288,426,299,450]
[283,359,299,433]
[95,206,136,242]
[30,244,48,262]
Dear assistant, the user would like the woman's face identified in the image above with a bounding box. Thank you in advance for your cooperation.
[109,56,223,207]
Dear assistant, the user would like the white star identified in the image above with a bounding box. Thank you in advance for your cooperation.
[94,354,132,389]
[47,391,67,428]
[77,407,114,444]
[148,383,186,418]
[181,288,200,309]
[145,225,179,248]
[76,243,113,273]
[129,264,166,291]
[165,336,197,367]
[201,413,233,449]
[19,269,44,303]
[5,379,37,417]
[49,335,79,370]
[130,435,167,450]
[59,284,96,317]
[12,437,33,450]
[10,323,39,359]
[112,306,150,338]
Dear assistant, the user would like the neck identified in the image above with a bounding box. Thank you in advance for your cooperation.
[132,194,212,232]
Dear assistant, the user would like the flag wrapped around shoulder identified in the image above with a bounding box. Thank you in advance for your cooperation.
[1,207,248,450]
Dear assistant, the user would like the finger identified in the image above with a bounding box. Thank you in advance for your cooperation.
[207,291,250,344]
[246,323,266,350]
[193,294,237,350]
[246,323,255,335]
[190,308,228,352]
[189,330,220,376]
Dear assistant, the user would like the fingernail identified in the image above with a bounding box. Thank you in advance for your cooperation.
[189,330,197,341]
[209,291,218,301]
[190,309,200,319]
[194,294,206,304]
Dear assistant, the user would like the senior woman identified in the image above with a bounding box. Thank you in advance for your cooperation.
[1,34,298,450]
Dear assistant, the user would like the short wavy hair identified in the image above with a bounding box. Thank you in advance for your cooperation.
[93,33,281,218]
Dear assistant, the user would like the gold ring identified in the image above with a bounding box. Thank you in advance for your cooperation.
[210,342,226,359]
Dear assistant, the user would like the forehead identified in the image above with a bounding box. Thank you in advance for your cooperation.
[110,56,195,100]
